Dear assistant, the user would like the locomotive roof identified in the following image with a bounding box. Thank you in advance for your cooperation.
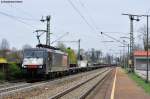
[24,47,67,55]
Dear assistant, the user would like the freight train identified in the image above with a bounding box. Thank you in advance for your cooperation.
[21,45,98,78]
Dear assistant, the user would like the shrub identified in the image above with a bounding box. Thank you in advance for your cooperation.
[8,63,22,80]
[0,71,5,80]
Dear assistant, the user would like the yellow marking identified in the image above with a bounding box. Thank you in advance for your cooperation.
[111,67,117,99]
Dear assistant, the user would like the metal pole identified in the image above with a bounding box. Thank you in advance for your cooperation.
[119,50,121,66]
[78,39,80,60]
[146,15,149,83]
[123,40,125,68]
[122,14,140,72]
[46,16,51,46]
[128,44,129,69]
[130,16,134,72]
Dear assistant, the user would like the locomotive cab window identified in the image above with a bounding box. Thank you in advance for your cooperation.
[24,50,44,58]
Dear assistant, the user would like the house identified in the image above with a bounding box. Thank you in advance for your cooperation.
[134,50,150,80]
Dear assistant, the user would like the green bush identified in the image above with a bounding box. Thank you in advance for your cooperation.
[8,63,22,80]
[0,71,5,80]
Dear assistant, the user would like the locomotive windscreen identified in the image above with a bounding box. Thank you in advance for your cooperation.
[22,49,44,69]
[24,50,44,58]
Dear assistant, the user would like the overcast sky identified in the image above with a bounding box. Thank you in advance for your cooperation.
[0,0,150,55]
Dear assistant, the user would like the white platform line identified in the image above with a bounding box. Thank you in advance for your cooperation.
[111,67,117,99]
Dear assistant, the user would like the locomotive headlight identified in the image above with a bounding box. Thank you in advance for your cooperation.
[22,65,27,68]
[39,65,42,68]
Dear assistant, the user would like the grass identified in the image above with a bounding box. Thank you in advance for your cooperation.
[125,70,150,94]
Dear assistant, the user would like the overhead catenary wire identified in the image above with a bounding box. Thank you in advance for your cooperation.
[77,0,99,30]
[0,11,35,28]
[77,0,130,46]
[100,32,128,46]
[67,0,97,32]
[8,5,39,22]
[100,31,129,34]
[68,0,127,49]
[0,10,38,21]
[73,0,129,47]
[51,32,69,44]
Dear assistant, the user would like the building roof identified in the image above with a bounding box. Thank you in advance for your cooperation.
[134,50,150,57]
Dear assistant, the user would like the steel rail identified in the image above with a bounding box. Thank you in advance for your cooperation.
[49,68,111,99]
[0,83,30,92]
[79,69,112,99]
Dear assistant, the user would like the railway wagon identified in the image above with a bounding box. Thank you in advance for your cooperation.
[22,47,68,77]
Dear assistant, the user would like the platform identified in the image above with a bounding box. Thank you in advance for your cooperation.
[86,67,150,99]
[114,67,150,99]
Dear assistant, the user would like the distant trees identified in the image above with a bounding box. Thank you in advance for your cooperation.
[134,44,143,50]
[105,53,113,64]
[0,38,9,50]
[8,48,22,63]
[90,48,102,63]
[84,48,102,63]
[0,38,23,63]
[0,38,10,58]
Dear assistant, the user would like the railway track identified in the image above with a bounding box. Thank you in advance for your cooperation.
[0,81,28,88]
[48,68,112,99]
[85,68,115,99]
[0,83,15,88]
[0,68,109,99]
[0,83,30,95]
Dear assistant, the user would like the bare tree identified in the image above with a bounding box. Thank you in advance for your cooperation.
[138,24,150,50]
[134,44,143,50]
[85,48,102,63]
[105,53,113,64]
[0,38,9,50]
[0,38,10,58]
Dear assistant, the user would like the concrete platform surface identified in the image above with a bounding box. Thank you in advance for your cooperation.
[114,67,150,99]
